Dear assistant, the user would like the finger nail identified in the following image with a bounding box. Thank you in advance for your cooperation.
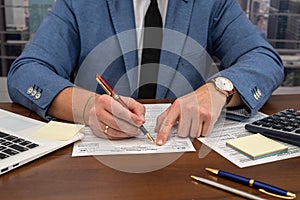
[156,139,164,146]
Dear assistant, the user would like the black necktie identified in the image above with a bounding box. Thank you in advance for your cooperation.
[138,0,163,99]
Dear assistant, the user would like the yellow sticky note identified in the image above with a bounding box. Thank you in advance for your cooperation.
[226,133,288,159]
[33,121,85,141]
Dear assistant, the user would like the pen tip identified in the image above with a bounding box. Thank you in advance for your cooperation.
[205,168,218,174]
[146,133,155,143]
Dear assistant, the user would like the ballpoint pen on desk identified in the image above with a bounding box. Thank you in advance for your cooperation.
[205,168,296,199]
[95,73,155,143]
[190,176,267,200]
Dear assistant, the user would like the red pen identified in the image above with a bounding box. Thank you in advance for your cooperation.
[95,74,155,143]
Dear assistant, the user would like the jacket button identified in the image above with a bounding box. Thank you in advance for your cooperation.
[31,90,37,96]
[35,92,41,99]
[27,87,33,94]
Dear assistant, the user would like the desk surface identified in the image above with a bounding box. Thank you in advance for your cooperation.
[0,94,299,200]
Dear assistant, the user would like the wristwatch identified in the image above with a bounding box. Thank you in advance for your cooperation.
[210,77,235,105]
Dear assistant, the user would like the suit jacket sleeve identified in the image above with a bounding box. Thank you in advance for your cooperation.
[7,0,78,120]
[210,0,284,118]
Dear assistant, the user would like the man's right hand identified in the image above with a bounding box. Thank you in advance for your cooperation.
[87,95,146,140]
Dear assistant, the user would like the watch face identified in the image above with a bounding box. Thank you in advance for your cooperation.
[215,77,233,92]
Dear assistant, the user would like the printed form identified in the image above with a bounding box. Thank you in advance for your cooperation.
[72,104,195,156]
[198,112,300,168]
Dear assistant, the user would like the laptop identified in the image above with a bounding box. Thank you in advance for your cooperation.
[0,108,84,175]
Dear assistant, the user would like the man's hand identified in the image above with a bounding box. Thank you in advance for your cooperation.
[155,83,227,146]
[87,95,146,140]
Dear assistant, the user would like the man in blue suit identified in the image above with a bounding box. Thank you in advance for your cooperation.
[7,0,284,145]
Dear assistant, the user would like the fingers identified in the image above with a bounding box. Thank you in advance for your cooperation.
[156,108,213,146]
[156,102,180,146]
[156,101,198,146]
[155,85,223,145]
[154,108,168,133]
[189,114,201,138]
[89,106,141,139]
[201,113,215,137]
[89,114,135,139]
[123,96,146,120]
[106,96,145,127]
[88,95,145,139]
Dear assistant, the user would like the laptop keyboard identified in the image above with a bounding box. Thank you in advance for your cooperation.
[0,131,39,160]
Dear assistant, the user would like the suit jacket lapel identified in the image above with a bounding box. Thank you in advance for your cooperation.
[157,0,194,98]
[106,0,138,96]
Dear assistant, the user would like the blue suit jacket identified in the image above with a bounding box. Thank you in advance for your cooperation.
[7,0,284,120]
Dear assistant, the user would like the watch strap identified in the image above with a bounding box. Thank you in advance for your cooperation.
[225,89,235,105]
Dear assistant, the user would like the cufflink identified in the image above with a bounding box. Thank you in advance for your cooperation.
[254,92,259,100]
[251,87,262,100]
[257,89,262,97]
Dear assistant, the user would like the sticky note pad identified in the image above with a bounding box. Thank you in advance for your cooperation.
[33,121,85,141]
[226,133,288,159]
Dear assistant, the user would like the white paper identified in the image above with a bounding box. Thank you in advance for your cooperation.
[72,104,195,156]
[198,112,300,168]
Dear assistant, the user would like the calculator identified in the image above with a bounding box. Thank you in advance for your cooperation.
[245,108,300,146]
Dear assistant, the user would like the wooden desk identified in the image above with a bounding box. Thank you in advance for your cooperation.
[0,95,299,200]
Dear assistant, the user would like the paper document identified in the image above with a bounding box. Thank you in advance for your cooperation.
[198,112,300,168]
[72,104,195,156]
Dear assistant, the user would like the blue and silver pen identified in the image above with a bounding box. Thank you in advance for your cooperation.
[206,168,296,199]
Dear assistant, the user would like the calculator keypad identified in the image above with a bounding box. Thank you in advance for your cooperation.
[245,109,300,146]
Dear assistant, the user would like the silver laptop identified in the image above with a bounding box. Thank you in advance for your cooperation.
[0,108,84,175]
